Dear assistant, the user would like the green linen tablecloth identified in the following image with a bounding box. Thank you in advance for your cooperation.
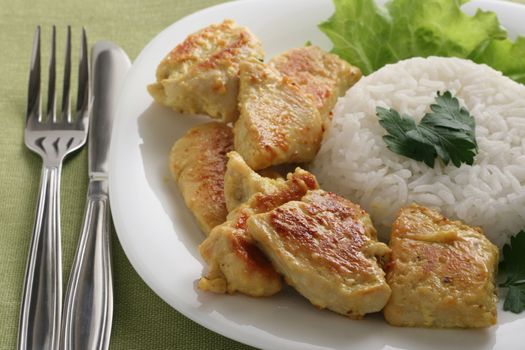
[2,1,525,349]
[0,0,255,349]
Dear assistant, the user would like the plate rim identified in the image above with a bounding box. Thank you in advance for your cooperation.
[108,0,525,349]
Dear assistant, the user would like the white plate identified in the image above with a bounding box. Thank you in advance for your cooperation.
[109,0,525,349]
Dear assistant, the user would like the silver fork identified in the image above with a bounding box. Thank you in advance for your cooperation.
[18,26,89,350]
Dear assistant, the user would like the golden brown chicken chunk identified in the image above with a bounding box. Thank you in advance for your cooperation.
[198,168,319,296]
[169,122,233,235]
[270,46,361,126]
[148,20,264,122]
[248,190,391,318]
[233,59,323,170]
[383,204,499,328]
[223,151,285,212]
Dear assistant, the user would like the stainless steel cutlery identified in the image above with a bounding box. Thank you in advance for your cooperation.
[60,41,130,350]
[19,26,129,350]
[19,26,90,350]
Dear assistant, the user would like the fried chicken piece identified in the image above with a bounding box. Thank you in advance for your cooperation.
[233,59,323,170]
[270,46,361,127]
[148,20,264,122]
[383,204,499,328]
[198,168,319,296]
[169,122,233,235]
[223,151,285,212]
[248,190,391,318]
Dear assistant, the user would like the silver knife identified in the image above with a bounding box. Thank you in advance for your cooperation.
[60,41,131,350]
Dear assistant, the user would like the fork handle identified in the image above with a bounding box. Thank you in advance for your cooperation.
[61,180,113,350]
[18,165,63,350]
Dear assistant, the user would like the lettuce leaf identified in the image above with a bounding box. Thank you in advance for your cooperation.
[319,0,525,84]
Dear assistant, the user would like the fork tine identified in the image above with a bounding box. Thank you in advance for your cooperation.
[61,26,72,123]
[26,26,41,123]
[76,27,89,129]
[46,26,57,123]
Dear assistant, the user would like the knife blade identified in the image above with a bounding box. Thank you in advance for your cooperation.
[60,41,131,350]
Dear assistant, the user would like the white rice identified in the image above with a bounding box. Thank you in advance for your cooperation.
[311,56,525,248]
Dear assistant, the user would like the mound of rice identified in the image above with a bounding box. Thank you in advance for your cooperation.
[311,56,525,248]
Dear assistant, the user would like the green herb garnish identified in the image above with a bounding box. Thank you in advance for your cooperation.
[499,230,525,314]
[319,0,525,85]
[377,91,477,168]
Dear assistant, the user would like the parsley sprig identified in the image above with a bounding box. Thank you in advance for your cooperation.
[499,230,525,313]
[377,91,478,168]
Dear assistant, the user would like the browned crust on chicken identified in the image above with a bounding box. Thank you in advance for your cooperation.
[198,167,319,296]
[269,192,377,274]
[250,171,319,213]
[383,204,499,328]
[248,190,391,318]
[148,20,264,122]
[197,207,282,296]
[227,211,279,277]
[158,21,256,77]
[270,46,361,127]
[169,122,233,235]
[234,59,323,170]
[223,151,285,212]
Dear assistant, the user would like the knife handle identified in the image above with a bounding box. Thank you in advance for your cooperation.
[60,180,113,350]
